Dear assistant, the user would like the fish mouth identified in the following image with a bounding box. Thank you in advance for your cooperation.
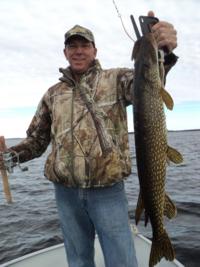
[141,33,158,64]
[132,32,158,63]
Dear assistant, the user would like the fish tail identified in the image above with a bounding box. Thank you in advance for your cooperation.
[149,230,175,267]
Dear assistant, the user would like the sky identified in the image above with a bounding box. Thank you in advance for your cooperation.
[0,0,200,138]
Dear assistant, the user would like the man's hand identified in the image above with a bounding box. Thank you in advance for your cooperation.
[148,10,177,53]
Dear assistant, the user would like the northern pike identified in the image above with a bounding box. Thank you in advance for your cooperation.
[132,33,183,267]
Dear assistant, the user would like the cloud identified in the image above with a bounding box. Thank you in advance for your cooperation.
[0,107,36,138]
[0,0,200,136]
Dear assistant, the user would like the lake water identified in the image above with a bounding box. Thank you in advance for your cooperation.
[0,130,199,266]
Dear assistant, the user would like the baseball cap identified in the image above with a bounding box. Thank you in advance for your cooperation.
[64,25,95,45]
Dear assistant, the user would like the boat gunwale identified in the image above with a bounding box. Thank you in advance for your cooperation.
[0,244,64,267]
[0,233,185,267]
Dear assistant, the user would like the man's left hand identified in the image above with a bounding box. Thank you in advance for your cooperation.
[148,11,177,53]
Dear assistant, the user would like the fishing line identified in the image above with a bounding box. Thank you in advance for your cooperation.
[112,0,135,42]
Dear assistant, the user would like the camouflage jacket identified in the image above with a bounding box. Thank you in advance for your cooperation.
[10,55,177,188]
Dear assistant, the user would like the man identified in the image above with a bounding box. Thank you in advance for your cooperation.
[0,11,177,267]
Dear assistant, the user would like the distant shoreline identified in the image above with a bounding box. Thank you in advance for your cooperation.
[128,128,200,134]
[168,129,200,132]
[5,128,200,140]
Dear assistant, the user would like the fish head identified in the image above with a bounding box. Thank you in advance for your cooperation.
[132,33,158,68]
[132,33,160,85]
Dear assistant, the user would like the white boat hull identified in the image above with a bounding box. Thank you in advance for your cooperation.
[1,227,184,267]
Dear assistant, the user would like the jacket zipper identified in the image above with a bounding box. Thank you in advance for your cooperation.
[70,87,75,180]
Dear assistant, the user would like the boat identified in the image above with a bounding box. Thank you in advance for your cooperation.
[1,226,184,267]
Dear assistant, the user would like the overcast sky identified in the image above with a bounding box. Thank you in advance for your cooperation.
[0,0,199,138]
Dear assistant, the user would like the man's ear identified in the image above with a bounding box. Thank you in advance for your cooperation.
[94,47,97,57]
[63,48,68,60]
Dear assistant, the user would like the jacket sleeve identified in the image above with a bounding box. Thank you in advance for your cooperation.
[9,95,52,163]
[163,52,178,84]
[117,68,134,106]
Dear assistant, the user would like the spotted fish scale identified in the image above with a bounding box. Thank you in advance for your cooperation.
[132,32,183,267]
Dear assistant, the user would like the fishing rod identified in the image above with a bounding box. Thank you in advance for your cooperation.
[0,136,28,203]
[0,136,12,203]
[112,0,135,42]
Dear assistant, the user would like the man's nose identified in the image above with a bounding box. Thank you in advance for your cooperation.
[75,46,84,53]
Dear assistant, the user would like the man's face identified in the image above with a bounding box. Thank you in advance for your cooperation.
[64,36,97,75]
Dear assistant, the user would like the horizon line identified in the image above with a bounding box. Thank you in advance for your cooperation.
[5,128,200,140]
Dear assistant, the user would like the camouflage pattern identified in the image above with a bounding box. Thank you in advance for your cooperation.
[132,33,182,267]
[11,60,133,187]
[64,25,95,45]
[9,55,177,188]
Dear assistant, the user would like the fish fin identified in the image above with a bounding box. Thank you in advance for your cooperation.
[135,192,144,225]
[164,193,177,219]
[167,146,183,164]
[149,230,175,267]
[161,88,174,110]
[166,157,171,166]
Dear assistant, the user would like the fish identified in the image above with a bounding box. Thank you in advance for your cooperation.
[131,32,183,267]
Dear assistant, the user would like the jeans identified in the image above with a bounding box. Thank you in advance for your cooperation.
[54,181,138,267]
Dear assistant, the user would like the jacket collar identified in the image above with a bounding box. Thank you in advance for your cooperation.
[59,59,102,84]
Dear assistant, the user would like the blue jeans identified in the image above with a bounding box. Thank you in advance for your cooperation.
[54,181,138,267]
